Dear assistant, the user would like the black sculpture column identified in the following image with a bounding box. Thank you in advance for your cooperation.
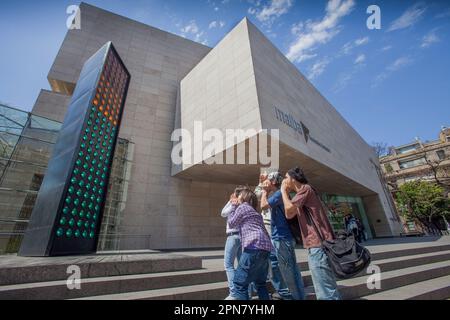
[19,42,130,256]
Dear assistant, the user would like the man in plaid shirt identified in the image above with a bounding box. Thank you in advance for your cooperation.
[226,189,273,300]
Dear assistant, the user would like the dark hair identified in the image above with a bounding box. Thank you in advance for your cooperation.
[287,167,308,184]
[234,185,250,197]
[239,189,258,210]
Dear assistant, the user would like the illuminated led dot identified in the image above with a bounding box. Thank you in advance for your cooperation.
[68,218,75,227]
[73,168,79,175]
[93,214,98,220]
[75,230,81,238]
[82,230,88,238]
[86,213,91,219]
[86,183,91,190]
[95,118,100,124]
[90,167,95,174]
[76,159,81,167]
[87,120,92,126]
[87,147,93,153]
[80,143,86,149]
[92,186,97,193]
[78,180,85,188]
[83,135,88,141]
[96,197,102,203]
[63,207,70,214]
[93,125,98,131]
[77,220,83,228]
[81,201,87,209]
[83,163,89,170]
[77,189,83,197]
[66,229,73,238]
[98,189,103,195]
[101,173,106,179]
[91,222,96,229]
[85,128,90,134]
[65,196,72,204]
[89,231,95,238]
[68,186,75,194]
[85,155,91,162]
[100,181,105,187]
[79,210,85,218]
[99,155,103,162]
[89,140,94,146]
[71,208,77,216]
[73,198,80,206]
[84,221,90,228]
[81,172,87,179]
[88,203,94,210]
[88,175,93,182]
[60,217,67,225]
[56,228,64,237]
[90,195,96,202]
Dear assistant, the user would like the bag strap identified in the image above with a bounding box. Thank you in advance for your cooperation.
[303,205,325,243]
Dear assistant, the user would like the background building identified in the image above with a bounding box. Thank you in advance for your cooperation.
[0,3,402,253]
[380,127,450,235]
[380,127,450,193]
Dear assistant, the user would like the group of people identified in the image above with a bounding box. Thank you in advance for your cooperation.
[344,213,366,243]
[221,166,341,300]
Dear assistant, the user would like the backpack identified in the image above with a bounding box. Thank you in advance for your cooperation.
[304,206,371,280]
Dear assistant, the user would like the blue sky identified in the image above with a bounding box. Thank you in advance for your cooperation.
[0,0,449,147]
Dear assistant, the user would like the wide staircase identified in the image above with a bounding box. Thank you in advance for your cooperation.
[0,237,450,300]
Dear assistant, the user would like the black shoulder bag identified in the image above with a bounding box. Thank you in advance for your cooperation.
[304,205,371,280]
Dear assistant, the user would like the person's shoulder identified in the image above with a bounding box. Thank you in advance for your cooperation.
[269,189,282,200]
[236,202,252,213]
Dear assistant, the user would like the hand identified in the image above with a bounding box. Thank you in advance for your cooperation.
[281,179,290,192]
[261,180,271,191]
[259,173,268,183]
[231,198,239,205]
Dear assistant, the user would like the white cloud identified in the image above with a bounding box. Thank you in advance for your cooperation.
[381,45,393,51]
[341,36,369,55]
[181,20,199,34]
[286,0,355,63]
[388,2,427,32]
[435,8,450,19]
[249,0,293,25]
[373,56,414,87]
[307,58,330,80]
[209,20,225,29]
[354,54,366,65]
[421,29,440,48]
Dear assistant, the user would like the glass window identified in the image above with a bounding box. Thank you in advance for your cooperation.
[436,150,445,160]
[396,143,420,155]
[398,157,426,169]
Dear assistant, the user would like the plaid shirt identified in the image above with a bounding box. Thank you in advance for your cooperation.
[228,202,273,252]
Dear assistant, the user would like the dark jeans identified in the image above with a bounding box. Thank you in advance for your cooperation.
[231,248,270,300]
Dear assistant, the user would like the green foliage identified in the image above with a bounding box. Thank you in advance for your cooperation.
[396,181,450,221]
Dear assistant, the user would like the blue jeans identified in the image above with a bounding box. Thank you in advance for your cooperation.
[269,250,292,299]
[224,234,242,294]
[273,239,305,300]
[231,248,270,300]
[308,247,341,300]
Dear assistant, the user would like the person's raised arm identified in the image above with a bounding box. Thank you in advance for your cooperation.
[281,185,297,219]
[228,205,244,229]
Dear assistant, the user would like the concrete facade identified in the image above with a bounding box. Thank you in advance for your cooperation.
[30,3,401,250]
[177,19,401,237]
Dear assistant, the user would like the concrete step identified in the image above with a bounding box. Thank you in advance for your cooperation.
[339,260,450,300]
[360,275,450,300]
[3,249,450,300]
[0,253,201,286]
[70,259,450,300]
